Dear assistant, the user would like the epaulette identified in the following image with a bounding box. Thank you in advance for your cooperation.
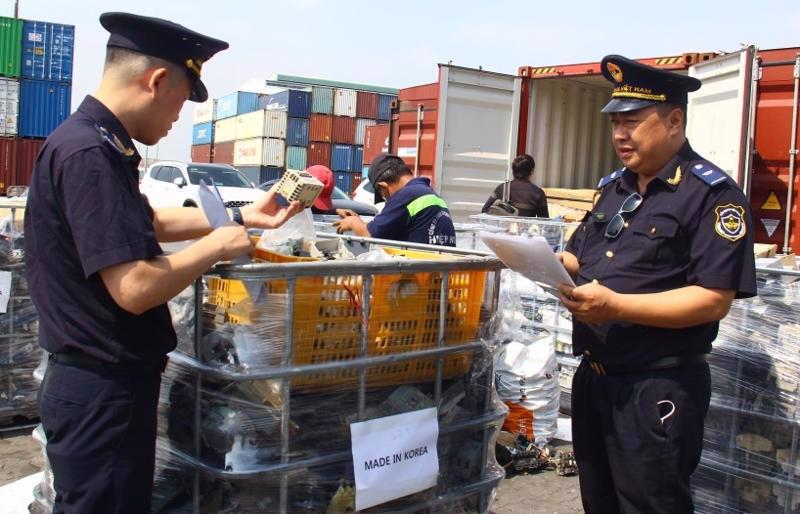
[94,124,136,158]
[689,161,729,187]
[596,168,625,189]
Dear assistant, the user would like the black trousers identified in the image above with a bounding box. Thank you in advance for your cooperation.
[39,360,162,514]
[571,358,711,514]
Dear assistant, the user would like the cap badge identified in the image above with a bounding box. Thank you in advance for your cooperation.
[185,58,203,77]
[607,62,623,83]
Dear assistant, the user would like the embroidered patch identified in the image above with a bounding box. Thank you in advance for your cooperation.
[714,204,746,242]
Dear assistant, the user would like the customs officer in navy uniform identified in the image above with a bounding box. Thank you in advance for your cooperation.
[24,13,301,514]
[557,55,756,513]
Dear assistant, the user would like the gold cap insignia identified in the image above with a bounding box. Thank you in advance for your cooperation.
[607,62,623,83]
[185,58,203,77]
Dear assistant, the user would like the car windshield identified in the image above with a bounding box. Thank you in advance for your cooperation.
[332,187,349,200]
[187,166,252,187]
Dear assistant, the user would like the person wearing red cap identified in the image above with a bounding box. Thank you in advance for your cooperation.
[306,165,336,214]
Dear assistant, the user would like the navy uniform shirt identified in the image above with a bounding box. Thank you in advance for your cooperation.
[24,96,176,365]
[367,177,457,247]
[565,142,756,366]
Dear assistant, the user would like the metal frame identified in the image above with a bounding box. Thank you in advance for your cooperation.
[179,239,506,513]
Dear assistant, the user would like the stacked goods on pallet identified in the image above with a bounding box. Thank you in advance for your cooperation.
[0,17,73,193]
[193,76,398,196]
[149,245,505,513]
[693,269,800,514]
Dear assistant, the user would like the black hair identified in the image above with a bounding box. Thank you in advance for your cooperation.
[656,102,688,129]
[377,159,412,184]
[511,154,535,179]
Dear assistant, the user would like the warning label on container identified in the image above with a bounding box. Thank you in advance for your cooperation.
[397,147,418,159]
[761,192,782,211]
[760,219,781,238]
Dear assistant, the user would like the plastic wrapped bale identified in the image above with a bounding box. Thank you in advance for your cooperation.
[152,246,506,513]
[29,424,55,514]
[693,271,800,514]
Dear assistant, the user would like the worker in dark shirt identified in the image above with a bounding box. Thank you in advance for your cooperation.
[481,154,549,217]
[23,13,300,514]
[335,154,456,246]
[558,55,756,513]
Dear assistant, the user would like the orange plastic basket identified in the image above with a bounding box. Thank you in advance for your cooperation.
[207,246,487,391]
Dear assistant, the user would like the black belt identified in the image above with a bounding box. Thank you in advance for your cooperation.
[583,353,708,376]
[49,352,168,373]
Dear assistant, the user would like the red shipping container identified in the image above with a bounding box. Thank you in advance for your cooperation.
[307,142,331,168]
[363,123,390,168]
[351,174,362,196]
[191,144,213,163]
[213,141,235,165]
[356,92,378,119]
[15,138,45,188]
[309,114,333,143]
[0,137,18,195]
[332,116,356,145]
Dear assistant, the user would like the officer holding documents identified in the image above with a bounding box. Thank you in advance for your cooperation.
[25,13,300,514]
[558,55,756,513]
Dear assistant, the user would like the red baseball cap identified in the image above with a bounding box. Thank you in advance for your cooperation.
[306,165,334,211]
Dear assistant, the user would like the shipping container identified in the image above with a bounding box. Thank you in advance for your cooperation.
[234,137,285,167]
[191,144,213,163]
[363,123,390,167]
[215,91,259,120]
[261,90,311,118]
[21,20,75,81]
[236,109,287,140]
[377,94,394,121]
[332,116,356,144]
[213,141,234,165]
[191,122,213,145]
[235,165,282,186]
[311,86,333,114]
[334,88,357,117]
[351,174,362,196]
[18,79,70,138]
[0,17,22,78]
[309,113,333,143]
[353,146,364,172]
[0,136,44,193]
[331,144,355,172]
[356,91,379,119]
[307,142,331,168]
[390,82,439,184]
[286,117,309,147]
[0,78,19,136]
[213,117,237,143]
[286,146,308,170]
[334,170,353,194]
[192,99,216,125]
[355,118,376,146]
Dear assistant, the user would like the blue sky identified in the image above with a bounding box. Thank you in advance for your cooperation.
[9,0,800,161]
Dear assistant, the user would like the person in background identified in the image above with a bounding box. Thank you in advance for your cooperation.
[334,154,456,246]
[481,154,549,217]
[306,165,336,215]
[24,12,301,514]
[558,55,756,513]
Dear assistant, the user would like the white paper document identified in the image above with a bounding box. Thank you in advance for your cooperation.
[479,231,575,292]
[0,271,11,313]
[350,407,439,511]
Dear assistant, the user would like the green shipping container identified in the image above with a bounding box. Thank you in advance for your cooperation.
[0,17,22,78]
[286,146,307,171]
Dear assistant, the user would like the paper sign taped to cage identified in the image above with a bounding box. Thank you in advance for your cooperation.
[0,271,10,313]
[350,407,439,511]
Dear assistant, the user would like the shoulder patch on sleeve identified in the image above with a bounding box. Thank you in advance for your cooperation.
[714,204,747,242]
[690,161,730,187]
[597,168,625,189]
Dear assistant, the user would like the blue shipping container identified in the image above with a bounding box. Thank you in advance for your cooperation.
[19,79,70,138]
[377,94,395,121]
[352,146,364,172]
[215,91,259,120]
[286,117,309,147]
[362,166,369,178]
[286,146,307,170]
[334,171,352,195]
[261,90,311,118]
[192,122,213,145]
[21,20,75,81]
[331,144,354,172]
[236,165,283,186]
[311,86,333,115]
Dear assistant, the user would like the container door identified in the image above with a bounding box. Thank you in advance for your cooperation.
[434,65,521,222]
[686,47,757,188]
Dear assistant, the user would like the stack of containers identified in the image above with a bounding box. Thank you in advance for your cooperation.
[0,16,73,194]
[193,80,397,195]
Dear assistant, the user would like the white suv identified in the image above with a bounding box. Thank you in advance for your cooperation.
[139,161,263,208]
[351,178,385,213]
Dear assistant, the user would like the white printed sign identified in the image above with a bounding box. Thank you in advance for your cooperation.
[0,271,11,313]
[350,407,439,511]
[397,147,418,158]
[760,218,781,238]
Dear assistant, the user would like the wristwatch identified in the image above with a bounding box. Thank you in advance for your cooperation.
[230,206,244,226]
